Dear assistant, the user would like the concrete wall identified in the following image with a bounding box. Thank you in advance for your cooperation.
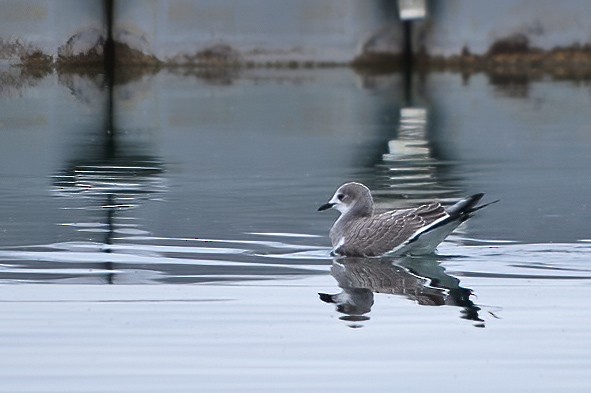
[2,0,591,66]
[113,0,403,65]
[0,0,404,66]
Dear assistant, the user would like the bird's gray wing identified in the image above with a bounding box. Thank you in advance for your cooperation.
[336,203,448,257]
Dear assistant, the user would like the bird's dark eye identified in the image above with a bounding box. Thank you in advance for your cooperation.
[337,194,345,201]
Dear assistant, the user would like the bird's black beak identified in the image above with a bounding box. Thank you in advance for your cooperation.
[318,202,335,211]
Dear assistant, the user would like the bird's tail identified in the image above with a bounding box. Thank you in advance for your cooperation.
[318,293,336,304]
[447,193,499,220]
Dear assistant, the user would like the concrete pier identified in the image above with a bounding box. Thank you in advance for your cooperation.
[1,0,591,70]
[112,0,403,66]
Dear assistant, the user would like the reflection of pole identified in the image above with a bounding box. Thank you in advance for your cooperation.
[104,0,115,135]
[103,193,116,284]
[103,0,116,284]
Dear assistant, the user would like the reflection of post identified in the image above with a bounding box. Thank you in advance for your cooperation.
[104,34,115,283]
[103,193,116,284]
[384,107,429,161]
[52,151,166,284]
[374,104,463,212]
[52,67,165,283]
[319,257,484,327]
[104,0,115,135]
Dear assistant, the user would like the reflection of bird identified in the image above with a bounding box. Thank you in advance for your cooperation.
[318,182,497,257]
[319,257,484,326]
[319,289,373,322]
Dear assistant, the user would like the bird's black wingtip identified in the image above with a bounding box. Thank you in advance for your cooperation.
[447,193,498,217]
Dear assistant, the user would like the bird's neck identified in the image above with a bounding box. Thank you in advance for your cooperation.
[350,200,374,218]
[334,202,373,226]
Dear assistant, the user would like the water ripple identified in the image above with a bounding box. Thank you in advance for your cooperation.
[0,234,331,284]
[439,242,591,280]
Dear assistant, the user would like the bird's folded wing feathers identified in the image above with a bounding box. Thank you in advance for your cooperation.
[335,203,448,256]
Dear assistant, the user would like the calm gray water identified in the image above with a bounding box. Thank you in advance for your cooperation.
[1,66,590,392]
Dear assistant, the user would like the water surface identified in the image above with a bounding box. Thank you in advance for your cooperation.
[0,67,590,392]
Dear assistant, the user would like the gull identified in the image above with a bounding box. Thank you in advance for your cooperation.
[318,182,498,257]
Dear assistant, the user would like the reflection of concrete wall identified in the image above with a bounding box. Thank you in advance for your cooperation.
[114,69,404,238]
[0,0,106,65]
[0,67,404,247]
[0,71,107,246]
[418,0,591,56]
[423,73,591,243]
[113,0,403,65]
